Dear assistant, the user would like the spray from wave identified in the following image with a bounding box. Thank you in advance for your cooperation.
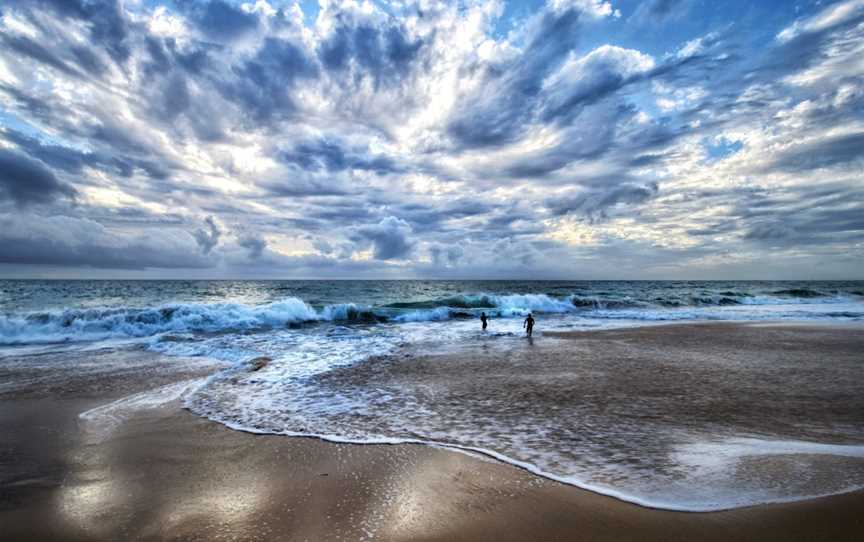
[1,289,861,345]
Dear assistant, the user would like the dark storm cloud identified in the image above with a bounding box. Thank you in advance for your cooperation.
[179,0,260,41]
[545,183,659,220]
[219,37,318,124]
[628,153,667,167]
[88,121,154,155]
[687,220,739,237]
[720,181,864,247]
[309,202,376,222]
[766,132,864,173]
[279,138,401,174]
[0,149,76,206]
[85,0,131,63]
[446,5,586,148]
[153,74,192,122]
[192,216,221,254]
[70,44,107,76]
[144,36,211,76]
[0,212,216,270]
[0,234,211,269]
[391,199,494,229]
[2,129,173,181]
[743,221,796,240]
[238,232,267,259]
[2,130,95,175]
[318,15,425,87]
[0,33,83,77]
[449,20,722,176]
[139,38,212,131]
[0,0,861,278]
[11,0,131,65]
[429,243,464,266]
[266,183,349,198]
[80,205,187,227]
[353,216,414,260]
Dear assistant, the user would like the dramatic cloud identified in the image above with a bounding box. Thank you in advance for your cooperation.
[192,215,222,254]
[0,214,209,270]
[237,232,267,259]
[0,0,861,278]
[0,149,76,206]
[353,216,414,261]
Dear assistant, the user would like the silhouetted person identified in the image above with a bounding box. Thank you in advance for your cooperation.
[524,313,535,337]
[480,312,489,330]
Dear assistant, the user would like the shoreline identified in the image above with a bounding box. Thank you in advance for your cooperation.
[179,411,864,514]
[2,322,864,539]
[5,403,864,541]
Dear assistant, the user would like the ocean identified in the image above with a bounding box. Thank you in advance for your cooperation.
[2,279,864,511]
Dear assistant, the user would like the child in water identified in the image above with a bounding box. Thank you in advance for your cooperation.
[480,312,488,330]
[523,313,535,337]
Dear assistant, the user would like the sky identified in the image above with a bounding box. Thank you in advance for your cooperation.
[0,0,862,279]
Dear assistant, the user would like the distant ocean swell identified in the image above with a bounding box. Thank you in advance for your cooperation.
[1,289,862,345]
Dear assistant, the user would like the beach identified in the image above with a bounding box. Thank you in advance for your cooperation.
[2,322,863,541]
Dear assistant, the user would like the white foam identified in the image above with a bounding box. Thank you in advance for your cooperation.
[80,378,207,441]
[2,291,861,346]
[186,398,864,512]
[178,314,864,513]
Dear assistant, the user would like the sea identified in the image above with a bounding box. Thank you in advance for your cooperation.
[2,279,863,511]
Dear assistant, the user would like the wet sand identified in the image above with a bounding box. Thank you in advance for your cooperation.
[2,323,864,541]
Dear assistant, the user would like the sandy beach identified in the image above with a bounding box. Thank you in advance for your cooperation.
[2,322,864,541]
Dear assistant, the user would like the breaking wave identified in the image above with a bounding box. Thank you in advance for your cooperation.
[1,288,861,345]
[0,299,323,345]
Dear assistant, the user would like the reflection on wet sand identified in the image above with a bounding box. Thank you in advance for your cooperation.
[3,323,864,541]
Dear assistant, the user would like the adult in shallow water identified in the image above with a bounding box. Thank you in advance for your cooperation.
[480,312,488,331]
[524,313,535,337]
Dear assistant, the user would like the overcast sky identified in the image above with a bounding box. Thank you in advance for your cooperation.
[0,0,862,279]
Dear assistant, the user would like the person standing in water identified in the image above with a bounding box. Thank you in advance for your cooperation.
[524,313,535,337]
[480,312,488,331]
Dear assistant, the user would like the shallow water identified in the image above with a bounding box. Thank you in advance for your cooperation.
[185,327,864,511]
[2,280,863,510]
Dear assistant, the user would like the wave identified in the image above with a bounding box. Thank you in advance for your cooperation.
[0,298,354,345]
[772,288,827,298]
[385,295,496,310]
[2,289,861,345]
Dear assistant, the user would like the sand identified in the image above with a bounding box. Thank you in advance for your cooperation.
[1,322,863,541]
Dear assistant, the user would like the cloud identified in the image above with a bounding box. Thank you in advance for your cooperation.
[180,0,259,41]
[446,3,597,148]
[429,243,464,266]
[10,0,132,65]
[316,9,425,88]
[0,149,76,207]
[540,45,655,124]
[192,215,221,254]
[776,0,864,43]
[766,132,864,173]
[0,214,211,269]
[631,0,690,24]
[353,216,414,260]
[545,183,659,221]
[278,137,400,174]
[1,129,171,181]
[218,37,318,124]
[237,232,267,259]
[0,0,861,278]
[0,33,83,78]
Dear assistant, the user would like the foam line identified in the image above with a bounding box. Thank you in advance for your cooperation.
[186,401,864,512]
